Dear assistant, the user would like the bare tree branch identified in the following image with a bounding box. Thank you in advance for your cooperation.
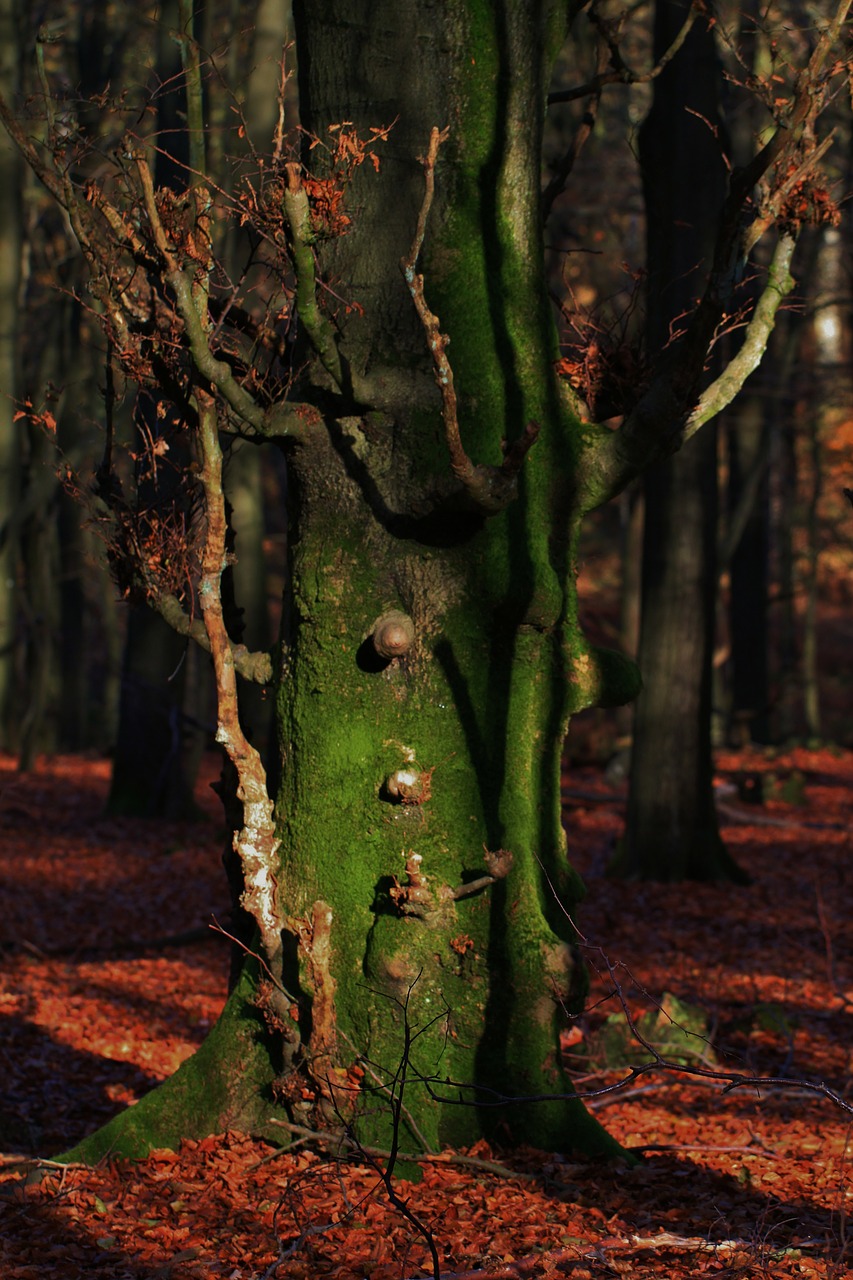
[135,152,271,431]
[153,591,273,684]
[684,233,797,438]
[542,41,605,222]
[547,1,700,105]
[282,162,348,392]
[195,390,297,1046]
[402,127,539,514]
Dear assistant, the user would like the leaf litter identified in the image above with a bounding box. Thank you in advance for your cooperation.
[0,747,851,1278]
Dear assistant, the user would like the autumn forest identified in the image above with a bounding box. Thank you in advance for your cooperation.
[1,1,853,1277]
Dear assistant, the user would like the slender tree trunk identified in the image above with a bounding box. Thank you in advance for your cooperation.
[801,225,846,741]
[617,0,745,880]
[0,0,21,748]
[18,425,62,768]
[802,409,822,740]
[768,310,799,739]
[615,485,643,746]
[56,297,103,751]
[107,608,201,815]
[726,393,770,744]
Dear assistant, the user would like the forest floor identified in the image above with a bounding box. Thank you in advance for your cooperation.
[0,748,851,1279]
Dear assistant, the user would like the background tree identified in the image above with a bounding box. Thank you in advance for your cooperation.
[617,0,742,881]
[0,0,22,749]
[0,0,846,1163]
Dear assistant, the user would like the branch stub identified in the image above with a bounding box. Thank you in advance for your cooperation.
[371,610,415,659]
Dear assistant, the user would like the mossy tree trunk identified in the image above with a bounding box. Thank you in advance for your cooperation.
[64,0,636,1163]
[271,0,632,1157]
[40,0,837,1164]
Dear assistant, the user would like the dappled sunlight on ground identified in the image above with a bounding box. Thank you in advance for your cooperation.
[1,749,851,1278]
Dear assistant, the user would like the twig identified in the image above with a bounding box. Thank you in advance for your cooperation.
[401,1230,824,1280]
[634,1140,780,1157]
[421,905,853,1119]
[450,875,495,901]
[683,234,798,440]
[339,1030,437,1157]
[373,984,442,1280]
[814,883,851,1007]
[208,919,295,1002]
[542,91,603,221]
[0,1154,88,1170]
[267,1119,535,1180]
[401,127,469,490]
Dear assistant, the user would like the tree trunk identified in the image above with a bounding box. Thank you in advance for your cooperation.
[616,0,745,881]
[0,0,21,749]
[50,0,819,1163]
[726,393,771,745]
[108,596,213,818]
[621,426,735,878]
[65,0,635,1163]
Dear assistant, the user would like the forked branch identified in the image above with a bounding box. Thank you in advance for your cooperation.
[684,233,797,437]
[547,0,700,105]
[282,162,348,392]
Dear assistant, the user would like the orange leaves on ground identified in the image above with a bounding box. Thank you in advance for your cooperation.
[1,748,852,1277]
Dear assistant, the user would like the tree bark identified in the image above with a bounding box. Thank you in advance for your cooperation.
[272,0,628,1157]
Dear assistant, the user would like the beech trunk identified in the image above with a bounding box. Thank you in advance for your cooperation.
[63,0,637,1163]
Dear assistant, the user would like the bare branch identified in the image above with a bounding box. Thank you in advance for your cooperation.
[450,875,495,901]
[195,392,298,1051]
[132,150,279,437]
[153,591,273,684]
[547,1,700,105]
[282,162,348,391]
[402,128,539,514]
[542,79,604,220]
[684,233,797,439]
[401,130,468,487]
[267,1118,534,1179]
[587,232,798,504]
